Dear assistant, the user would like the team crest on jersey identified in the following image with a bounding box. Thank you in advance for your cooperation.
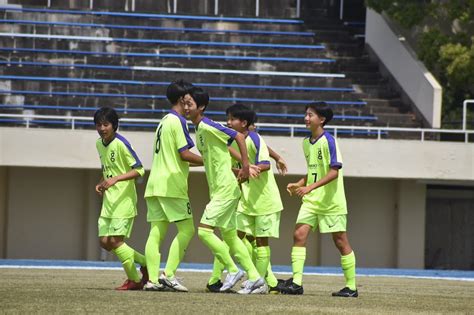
[199,134,204,147]
[317,149,323,160]
[110,151,116,162]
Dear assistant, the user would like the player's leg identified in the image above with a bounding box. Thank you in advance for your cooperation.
[158,198,195,291]
[332,230,357,297]
[197,225,237,271]
[161,218,194,292]
[255,212,280,292]
[144,221,169,287]
[99,216,143,290]
[144,197,169,290]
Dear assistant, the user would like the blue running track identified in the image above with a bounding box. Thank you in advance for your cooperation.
[1,259,473,282]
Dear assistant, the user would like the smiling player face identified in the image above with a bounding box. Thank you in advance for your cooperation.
[304,107,325,131]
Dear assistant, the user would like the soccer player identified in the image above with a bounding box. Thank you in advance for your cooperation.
[94,107,147,290]
[143,80,203,292]
[226,104,284,294]
[185,87,265,294]
[283,102,358,297]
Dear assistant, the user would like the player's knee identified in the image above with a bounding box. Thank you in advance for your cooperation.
[99,238,110,251]
[293,229,307,245]
[197,227,210,240]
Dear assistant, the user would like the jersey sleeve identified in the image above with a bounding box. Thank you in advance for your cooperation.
[204,118,238,146]
[326,135,343,169]
[117,135,144,173]
[171,116,195,153]
[248,132,270,165]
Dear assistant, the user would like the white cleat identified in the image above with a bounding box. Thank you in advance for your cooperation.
[220,269,245,292]
[143,281,164,291]
[240,279,249,289]
[250,283,269,294]
[159,274,189,292]
[237,277,266,294]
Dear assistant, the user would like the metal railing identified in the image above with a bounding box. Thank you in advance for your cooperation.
[1,113,473,142]
[43,0,303,18]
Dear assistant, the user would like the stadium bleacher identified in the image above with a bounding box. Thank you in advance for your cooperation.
[0,4,423,135]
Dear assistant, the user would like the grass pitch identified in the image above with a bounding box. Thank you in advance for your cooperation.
[1,268,473,314]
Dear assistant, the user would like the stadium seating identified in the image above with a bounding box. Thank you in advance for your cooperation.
[0,4,423,135]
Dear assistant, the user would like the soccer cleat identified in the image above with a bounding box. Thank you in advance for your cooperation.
[115,279,144,291]
[240,279,248,289]
[220,269,245,292]
[281,281,304,295]
[250,282,268,294]
[206,280,223,293]
[159,274,189,292]
[268,279,287,294]
[140,266,149,284]
[143,281,164,291]
[237,277,266,294]
[332,287,358,297]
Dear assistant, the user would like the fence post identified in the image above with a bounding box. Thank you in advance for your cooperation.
[296,0,301,18]
[339,0,344,20]
[214,0,219,15]
[255,0,259,17]
[462,99,474,131]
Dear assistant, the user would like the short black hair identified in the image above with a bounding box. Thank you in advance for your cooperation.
[226,103,255,127]
[93,107,119,131]
[190,87,210,111]
[166,79,193,104]
[305,101,333,126]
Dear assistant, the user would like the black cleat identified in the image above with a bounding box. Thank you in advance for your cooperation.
[332,287,358,297]
[206,280,223,293]
[268,279,287,294]
[281,281,304,295]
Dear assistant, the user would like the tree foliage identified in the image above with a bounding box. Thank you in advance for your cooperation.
[366,0,474,127]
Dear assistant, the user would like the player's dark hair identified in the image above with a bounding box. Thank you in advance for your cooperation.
[226,103,255,127]
[166,79,193,105]
[94,107,119,131]
[190,87,210,111]
[305,101,333,126]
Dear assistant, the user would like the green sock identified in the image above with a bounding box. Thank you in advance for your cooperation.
[242,237,254,261]
[145,221,169,283]
[164,218,195,278]
[113,243,140,282]
[251,240,258,262]
[291,246,306,286]
[265,255,278,288]
[134,251,146,267]
[256,246,270,279]
[341,251,357,290]
[198,227,239,273]
[208,242,228,285]
[222,228,260,281]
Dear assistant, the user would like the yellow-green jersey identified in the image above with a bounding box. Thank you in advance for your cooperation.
[196,117,240,200]
[96,133,145,218]
[238,132,283,216]
[145,110,194,199]
[302,131,347,215]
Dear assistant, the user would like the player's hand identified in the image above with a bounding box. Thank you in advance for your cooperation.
[237,164,250,183]
[295,186,312,197]
[286,182,301,196]
[100,177,118,190]
[249,165,261,178]
[95,184,104,196]
[276,158,288,176]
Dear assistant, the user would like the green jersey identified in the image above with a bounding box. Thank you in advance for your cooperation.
[302,131,347,215]
[196,117,240,200]
[238,132,283,216]
[145,110,194,199]
[96,133,145,218]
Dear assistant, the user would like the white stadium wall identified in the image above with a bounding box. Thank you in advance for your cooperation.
[0,128,473,268]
